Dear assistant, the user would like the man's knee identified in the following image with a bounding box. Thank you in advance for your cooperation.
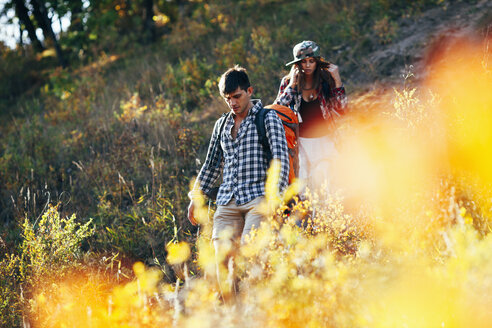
[212,201,244,241]
[241,197,266,243]
[213,234,237,262]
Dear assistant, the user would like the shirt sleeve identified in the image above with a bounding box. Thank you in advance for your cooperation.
[192,117,224,196]
[274,76,296,107]
[264,110,289,192]
[329,86,348,116]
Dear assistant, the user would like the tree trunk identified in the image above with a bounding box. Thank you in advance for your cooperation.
[68,0,84,33]
[30,0,51,40]
[13,0,44,52]
[176,0,188,22]
[30,0,67,67]
[143,0,156,43]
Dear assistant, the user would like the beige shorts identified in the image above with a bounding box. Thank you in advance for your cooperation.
[212,197,265,244]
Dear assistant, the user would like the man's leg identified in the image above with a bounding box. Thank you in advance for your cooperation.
[230,197,265,297]
[240,196,265,244]
[212,199,244,303]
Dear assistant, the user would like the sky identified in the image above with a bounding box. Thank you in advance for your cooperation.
[0,0,18,48]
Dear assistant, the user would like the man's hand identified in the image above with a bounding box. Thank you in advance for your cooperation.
[187,200,198,226]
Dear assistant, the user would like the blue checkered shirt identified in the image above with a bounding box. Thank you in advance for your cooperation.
[194,100,289,205]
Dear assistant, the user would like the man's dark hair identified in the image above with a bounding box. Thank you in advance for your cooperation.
[218,65,250,96]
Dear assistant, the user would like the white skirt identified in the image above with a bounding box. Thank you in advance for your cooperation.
[298,135,338,194]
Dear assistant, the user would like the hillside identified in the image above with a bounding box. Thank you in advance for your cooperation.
[345,0,492,87]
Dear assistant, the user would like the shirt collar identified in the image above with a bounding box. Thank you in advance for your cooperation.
[229,99,263,120]
[248,99,263,116]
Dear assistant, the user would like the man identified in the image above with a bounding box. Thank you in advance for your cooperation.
[187,65,289,297]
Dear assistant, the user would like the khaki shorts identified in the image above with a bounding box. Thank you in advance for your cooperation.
[212,197,265,244]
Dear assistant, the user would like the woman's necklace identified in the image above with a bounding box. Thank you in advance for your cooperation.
[303,87,316,101]
[303,79,316,100]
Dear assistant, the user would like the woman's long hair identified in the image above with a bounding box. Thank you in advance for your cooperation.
[288,57,336,98]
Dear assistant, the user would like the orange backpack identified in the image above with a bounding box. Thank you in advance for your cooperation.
[255,104,299,184]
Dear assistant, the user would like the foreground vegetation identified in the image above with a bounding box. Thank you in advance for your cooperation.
[1,0,491,326]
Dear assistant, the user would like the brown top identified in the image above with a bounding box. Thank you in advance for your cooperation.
[299,97,330,138]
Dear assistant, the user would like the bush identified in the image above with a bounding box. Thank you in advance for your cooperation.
[0,205,93,327]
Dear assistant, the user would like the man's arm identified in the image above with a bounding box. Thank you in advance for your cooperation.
[194,117,225,193]
[187,117,225,225]
[264,111,289,191]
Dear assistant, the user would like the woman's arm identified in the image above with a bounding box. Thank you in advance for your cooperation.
[264,110,289,192]
[331,86,348,115]
[327,63,343,88]
[274,76,296,107]
[324,63,348,114]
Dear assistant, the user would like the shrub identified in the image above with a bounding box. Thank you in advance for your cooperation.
[0,204,94,327]
[20,204,94,277]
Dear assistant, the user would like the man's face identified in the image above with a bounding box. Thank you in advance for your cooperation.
[222,86,253,117]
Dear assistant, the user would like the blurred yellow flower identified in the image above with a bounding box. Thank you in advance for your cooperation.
[166,241,191,264]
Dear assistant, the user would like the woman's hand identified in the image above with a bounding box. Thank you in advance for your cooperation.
[327,63,343,88]
[288,65,299,88]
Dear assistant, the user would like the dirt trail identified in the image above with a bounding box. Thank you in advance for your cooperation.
[346,0,492,89]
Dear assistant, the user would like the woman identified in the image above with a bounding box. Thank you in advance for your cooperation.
[274,40,347,193]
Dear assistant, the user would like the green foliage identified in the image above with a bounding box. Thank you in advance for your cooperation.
[163,56,215,110]
[0,254,22,327]
[0,205,94,327]
[20,204,94,277]
[373,16,399,44]
[0,46,46,114]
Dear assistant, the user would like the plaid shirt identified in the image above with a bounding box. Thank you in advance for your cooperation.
[194,100,289,206]
[274,76,347,128]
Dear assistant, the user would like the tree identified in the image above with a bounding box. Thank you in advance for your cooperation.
[30,0,67,67]
[30,0,52,41]
[2,0,194,59]
[67,0,84,33]
[143,0,156,43]
[13,0,44,51]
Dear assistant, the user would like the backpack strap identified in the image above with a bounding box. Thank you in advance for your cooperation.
[214,109,277,168]
[212,112,230,169]
[254,106,273,164]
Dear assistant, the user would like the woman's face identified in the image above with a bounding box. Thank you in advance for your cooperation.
[300,57,317,76]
